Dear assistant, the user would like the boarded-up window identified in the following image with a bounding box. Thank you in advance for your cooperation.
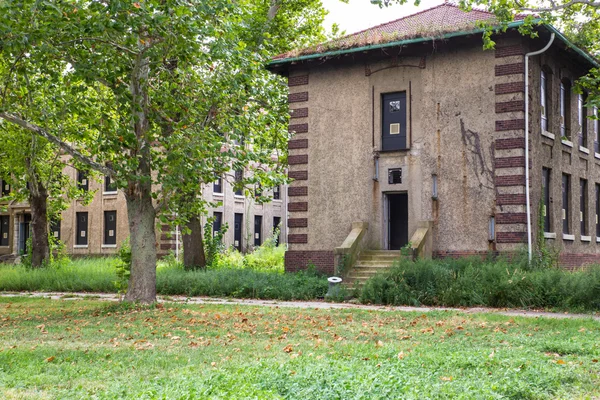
[0,215,9,246]
[104,211,117,245]
[382,92,407,151]
[76,212,88,246]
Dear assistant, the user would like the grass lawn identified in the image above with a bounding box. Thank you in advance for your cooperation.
[0,299,599,399]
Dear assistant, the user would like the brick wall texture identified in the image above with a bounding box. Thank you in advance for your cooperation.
[288,75,309,86]
[496,213,527,224]
[495,100,525,113]
[496,194,527,205]
[495,156,525,168]
[288,154,308,165]
[290,108,308,118]
[288,186,308,196]
[495,45,524,58]
[289,170,308,181]
[495,81,525,94]
[289,123,309,133]
[288,202,308,212]
[495,63,524,76]
[285,250,335,274]
[495,138,525,150]
[288,139,308,149]
[496,119,525,131]
[288,92,308,103]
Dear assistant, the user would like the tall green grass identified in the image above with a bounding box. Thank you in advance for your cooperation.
[0,256,327,300]
[0,258,117,292]
[359,256,600,311]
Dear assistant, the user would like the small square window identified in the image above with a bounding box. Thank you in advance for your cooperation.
[389,101,401,113]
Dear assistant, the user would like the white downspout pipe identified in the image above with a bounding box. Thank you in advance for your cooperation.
[525,33,555,263]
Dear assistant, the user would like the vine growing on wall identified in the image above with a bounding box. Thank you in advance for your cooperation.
[533,191,559,270]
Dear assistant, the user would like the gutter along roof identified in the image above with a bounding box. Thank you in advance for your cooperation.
[268,3,598,70]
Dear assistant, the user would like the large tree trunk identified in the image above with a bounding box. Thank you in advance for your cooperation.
[124,186,157,303]
[28,185,50,267]
[183,215,206,270]
[123,50,158,303]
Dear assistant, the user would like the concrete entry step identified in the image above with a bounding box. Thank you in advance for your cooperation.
[343,250,409,286]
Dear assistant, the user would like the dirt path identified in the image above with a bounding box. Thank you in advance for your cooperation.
[1,291,599,322]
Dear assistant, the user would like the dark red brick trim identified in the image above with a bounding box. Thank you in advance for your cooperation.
[288,139,308,149]
[288,92,308,103]
[288,154,308,165]
[289,170,308,180]
[434,250,499,259]
[288,234,308,244]
[559,253,600,269]
[288,202,308,212]
[288,186,308,196]
[285,250,334,274]
[496,119,525,131]
[288,218,308,228]
[495,81,525,95]
[496,231,526,243]
[495,156,525,168]
[495,45,524,58]
[495,137,525,150]
[496,100,525,113]
[160,234,174,241]
[290,107,308,119]
[496,213,527,224]
[288,75,309,87]
[496,194,526,205]
[160,243,176,250]
[495,175,525,186]
[289,123,308,133]
[495,63,524,76]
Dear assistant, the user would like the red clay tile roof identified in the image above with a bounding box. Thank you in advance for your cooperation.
[273,3,526,61]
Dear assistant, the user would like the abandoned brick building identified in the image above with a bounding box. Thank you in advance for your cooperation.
[0,169,286,261]
[268,3,600,275]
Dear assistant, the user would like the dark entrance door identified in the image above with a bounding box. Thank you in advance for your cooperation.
[388,194,408,250]
[19,214,31,254]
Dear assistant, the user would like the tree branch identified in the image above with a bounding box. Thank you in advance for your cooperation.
[57,37,139,56]
[0,112,116,177]
[517,0,600,12]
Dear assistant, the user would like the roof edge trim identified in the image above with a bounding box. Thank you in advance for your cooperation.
[268,20,531,67]
[544,25,599,68]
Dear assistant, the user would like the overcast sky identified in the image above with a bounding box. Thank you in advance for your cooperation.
[322,0,445,35]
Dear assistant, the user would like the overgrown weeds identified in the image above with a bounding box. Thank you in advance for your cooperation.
[359,255,600,311]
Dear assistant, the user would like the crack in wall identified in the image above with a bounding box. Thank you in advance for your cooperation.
[460,119,494,190]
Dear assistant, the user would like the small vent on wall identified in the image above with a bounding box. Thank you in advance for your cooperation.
[388,168,402,184]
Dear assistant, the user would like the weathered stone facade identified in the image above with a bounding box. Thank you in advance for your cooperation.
[269,4,599,272]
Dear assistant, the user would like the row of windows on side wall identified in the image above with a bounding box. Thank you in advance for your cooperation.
[212,212,282,251]
[77,172,117,193]
[540,70,599,151]
[542,168,600,241]
[212,175,281,200]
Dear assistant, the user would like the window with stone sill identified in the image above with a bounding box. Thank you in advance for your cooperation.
[562,173,571,235]
[578,92,589,149]
[541,69,551,134]
[560,79,572,141]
